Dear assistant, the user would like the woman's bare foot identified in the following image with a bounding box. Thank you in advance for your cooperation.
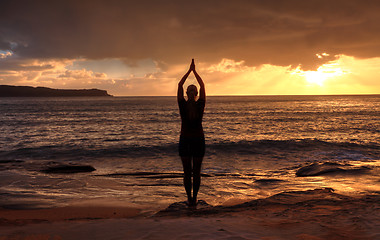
[186,197,193,207]
[189,198,198,207]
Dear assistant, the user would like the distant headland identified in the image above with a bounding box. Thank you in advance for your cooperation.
[0,85,112,97]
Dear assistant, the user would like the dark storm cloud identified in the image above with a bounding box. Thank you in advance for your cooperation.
[1,0,380,69]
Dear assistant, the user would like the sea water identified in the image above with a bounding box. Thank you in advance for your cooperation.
[0,95,379,209]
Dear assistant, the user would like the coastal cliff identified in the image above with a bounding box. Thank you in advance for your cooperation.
[0,85,112,97]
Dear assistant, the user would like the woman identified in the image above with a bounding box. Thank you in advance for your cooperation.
[177,59,206,207]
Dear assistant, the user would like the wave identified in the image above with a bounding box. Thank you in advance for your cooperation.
[296,162,372,177]
[0,139,378,161]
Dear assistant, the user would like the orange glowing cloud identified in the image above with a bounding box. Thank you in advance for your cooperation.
[1,54,380,96]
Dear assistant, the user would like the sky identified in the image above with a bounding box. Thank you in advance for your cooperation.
[1,0,380,96]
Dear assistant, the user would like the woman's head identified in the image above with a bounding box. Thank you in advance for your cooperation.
[186,85,198,100]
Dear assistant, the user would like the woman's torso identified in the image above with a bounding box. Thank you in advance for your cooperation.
[178,99,205,137]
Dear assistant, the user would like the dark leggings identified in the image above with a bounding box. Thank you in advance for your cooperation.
[181,156,203,205]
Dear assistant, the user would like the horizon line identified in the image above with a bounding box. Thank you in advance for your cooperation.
[112,93,380,97]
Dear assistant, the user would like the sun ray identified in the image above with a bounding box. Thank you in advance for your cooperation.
[291,61,349,86]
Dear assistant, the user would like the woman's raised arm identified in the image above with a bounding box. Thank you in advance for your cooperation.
[193,69,205,101]
[178,70,191,101]
[178,59,195,101]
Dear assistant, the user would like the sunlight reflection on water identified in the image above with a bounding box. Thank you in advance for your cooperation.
[0,96,379,209]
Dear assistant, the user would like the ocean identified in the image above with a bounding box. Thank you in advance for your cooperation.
[0,95,379,210]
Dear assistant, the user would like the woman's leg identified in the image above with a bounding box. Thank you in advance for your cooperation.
[181,156,192,204]
[192,156,203,205]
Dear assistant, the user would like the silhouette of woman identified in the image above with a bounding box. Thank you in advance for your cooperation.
[177,59,206,207]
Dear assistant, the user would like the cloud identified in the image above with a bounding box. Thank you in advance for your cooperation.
[1,54,379,96]
[0,56,99,86]
[197,56,380,95]
[0,55,178,96]
[207,59,251,73]
[1,0,380,70]
[1,0,380,96]
[58,69,107,80]
[0,50,13,59]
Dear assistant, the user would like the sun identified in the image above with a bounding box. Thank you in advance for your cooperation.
[303,70,330,86]
[292,63,348,86]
